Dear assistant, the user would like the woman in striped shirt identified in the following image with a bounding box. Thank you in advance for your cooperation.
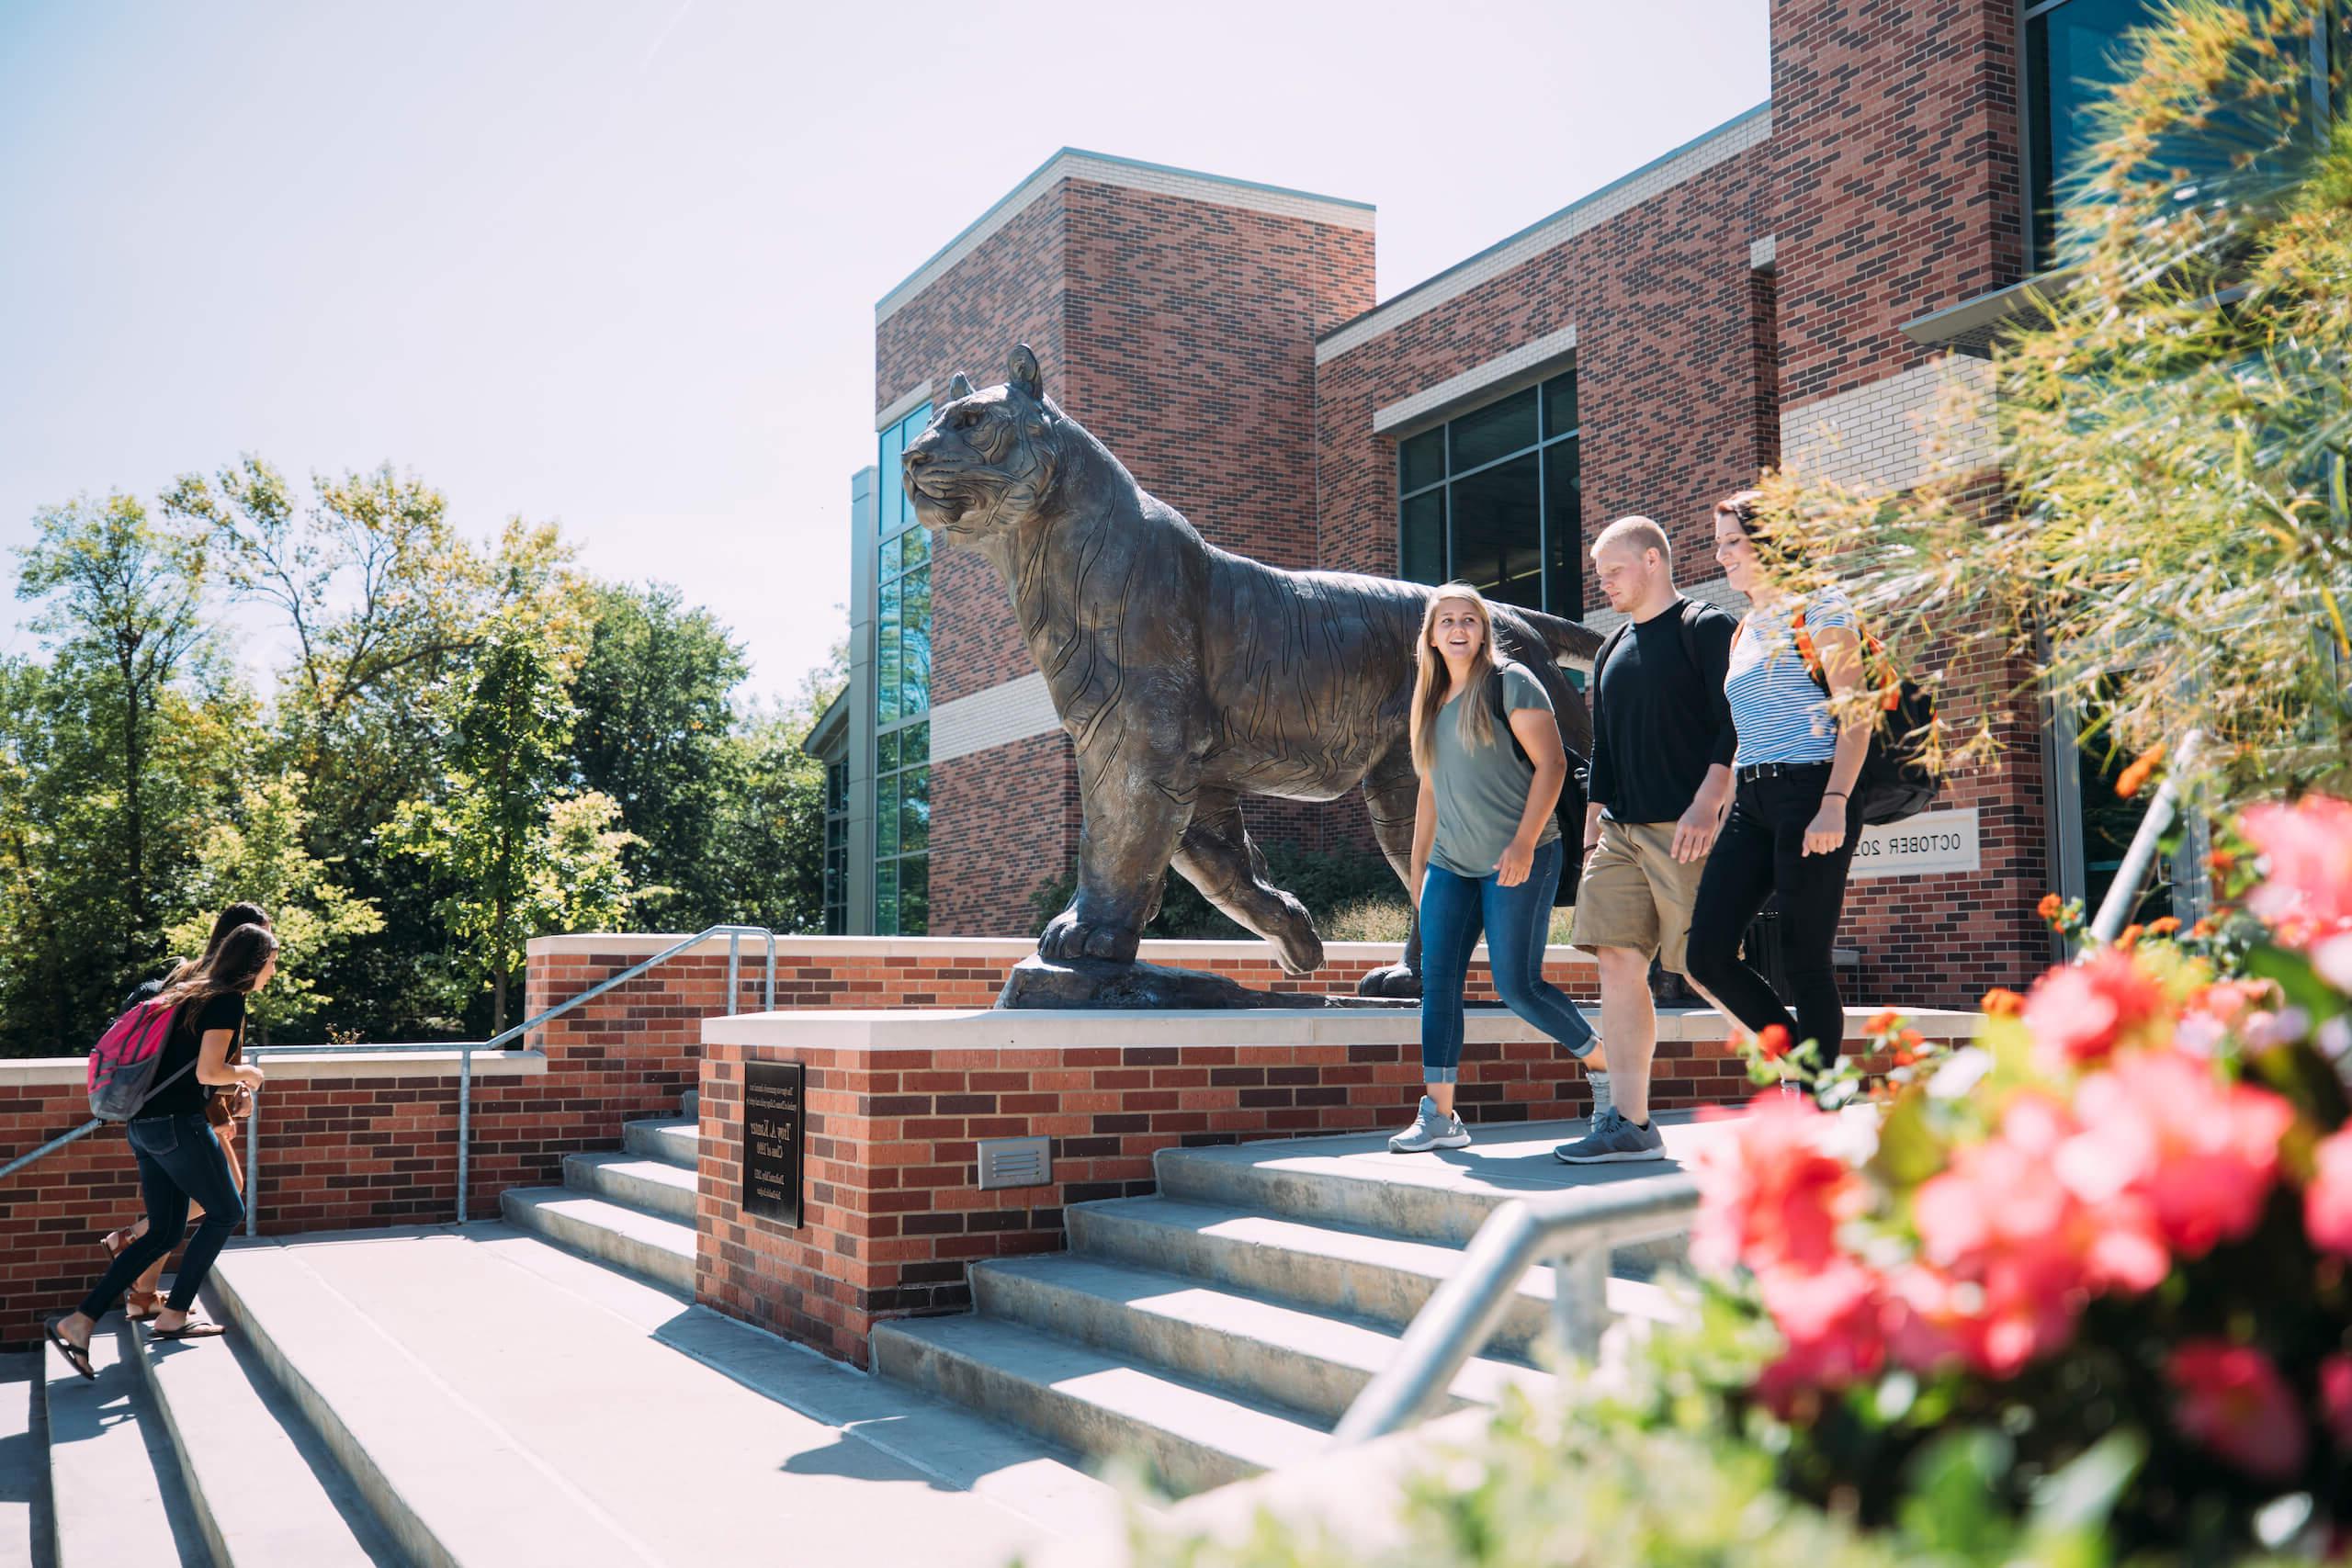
[1683,491,1873,1061]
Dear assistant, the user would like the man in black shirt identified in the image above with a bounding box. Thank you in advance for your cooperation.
[1556,515,1738,1164]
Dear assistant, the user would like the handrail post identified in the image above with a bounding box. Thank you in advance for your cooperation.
[764,931,776,1010]
[728,933,741,1016]
[2091,729,2202,945]
[245,1088,263,1237]
[457,1044,473,1225]
[1552,1245,1608,1363]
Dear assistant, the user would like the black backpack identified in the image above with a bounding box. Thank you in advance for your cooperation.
[1791,605,1939,827]
[1485,663,1588,908]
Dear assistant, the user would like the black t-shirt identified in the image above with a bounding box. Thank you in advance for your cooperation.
[1584,598,1740,825]
[133,991,244,1122]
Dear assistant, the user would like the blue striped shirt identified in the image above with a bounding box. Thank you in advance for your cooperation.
[1726,588,1857,766]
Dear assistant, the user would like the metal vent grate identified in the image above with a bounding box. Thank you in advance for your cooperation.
[976,1134,1052,1191]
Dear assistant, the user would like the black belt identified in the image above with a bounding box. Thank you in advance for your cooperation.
[1736,760,1833,784]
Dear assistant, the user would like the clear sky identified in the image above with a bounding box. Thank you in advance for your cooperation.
[0,1,1769,697]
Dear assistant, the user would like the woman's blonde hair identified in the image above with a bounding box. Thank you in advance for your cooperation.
[1409,584,1500,776]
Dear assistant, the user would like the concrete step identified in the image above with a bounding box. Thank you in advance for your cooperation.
[40,1318,208,1565]
[1069,1195,1566,1357]
[0,1352,52,1568]
[1152,1112,1720,1248]
[130,1309,399,1564]
[621,1116,698,1169]
[498,1186,695,1292]
[562,1151,696,1222]
[209,1224,1096,1565]
[872,1313,1329,1498]
[970,1252,1541,1427]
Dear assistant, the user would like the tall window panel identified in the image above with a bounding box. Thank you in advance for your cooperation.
[822,761,848,935]
[1396,367,1580,615]
[2023,0,2159,271]
[874,401,933,932]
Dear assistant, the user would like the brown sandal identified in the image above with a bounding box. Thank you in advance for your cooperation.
[122,1290,165,1322]
[98,1226,138,1260]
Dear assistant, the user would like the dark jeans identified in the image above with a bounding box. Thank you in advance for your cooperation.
[1419,837,1596,1083]
[1685,764,1864,1057]
[78,1111,244,1319]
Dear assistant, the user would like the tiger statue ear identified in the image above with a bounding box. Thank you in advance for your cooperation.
[946,371,974,400]
[1009,344,1043,401]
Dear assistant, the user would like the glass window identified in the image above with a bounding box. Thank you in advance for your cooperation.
[1400,429,1445,494]
[2026,0,2160,269]
[900,569,931,716]
[874,400,937,933]
[1395,367,1579,615]
[899,857,928,936]
[822,760,849,935]
[1449,387,1538,473]
[900,765,929,855]
[879,728,899,774]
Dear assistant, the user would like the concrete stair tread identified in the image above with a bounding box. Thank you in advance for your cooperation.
[499,1186,695,1292]
[41,1318,207,1565]
[621,1116,698,1168]
[1154,1111,1719,1245]
[562,1151,697,1221]
[209,1227,1078,1566]
[874,1312,1330,1491]
[1079,1194,1555,1299]
[133,1311,398,1564]
[0,1354,42,1568]
[974,1251,1542,1413]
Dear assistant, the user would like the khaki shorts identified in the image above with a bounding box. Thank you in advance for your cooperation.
[1567,818,1708,975]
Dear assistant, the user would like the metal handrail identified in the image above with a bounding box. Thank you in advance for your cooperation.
[1331,1173,1700,1446]
[0,924,780,1234]
[2088,729,2203,946]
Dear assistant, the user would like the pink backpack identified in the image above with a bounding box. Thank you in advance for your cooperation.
[86,999,187,1121]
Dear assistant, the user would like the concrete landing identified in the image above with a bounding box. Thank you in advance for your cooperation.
[207,1224,1120,1568]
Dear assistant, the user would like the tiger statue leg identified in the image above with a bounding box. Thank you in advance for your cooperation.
[1038,750,1197,966]
[1355,739,1425,998]
[1170,790,1323,976]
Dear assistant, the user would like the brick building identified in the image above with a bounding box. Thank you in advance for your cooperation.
[811,0,2180,1008]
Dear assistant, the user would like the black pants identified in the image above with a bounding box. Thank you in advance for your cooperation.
[78,1111,244,1319]
[1685,765,1864,1056]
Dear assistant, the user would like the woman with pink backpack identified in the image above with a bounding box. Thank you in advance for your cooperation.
[46,921,277,1375]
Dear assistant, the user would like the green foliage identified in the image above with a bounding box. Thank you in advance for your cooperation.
[389,626,636,1032]
[161,771,382,1040]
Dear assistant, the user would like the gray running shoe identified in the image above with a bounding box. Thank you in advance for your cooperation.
[1554,1107,1666,1164]
[1388,1096,1472,1153]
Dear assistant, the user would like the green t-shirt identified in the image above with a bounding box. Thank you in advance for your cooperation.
[1429,661,1562,879]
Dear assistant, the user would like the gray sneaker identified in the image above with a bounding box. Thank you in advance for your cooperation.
[1554,1107,1666,1164]
[1388,1096,1472,1153]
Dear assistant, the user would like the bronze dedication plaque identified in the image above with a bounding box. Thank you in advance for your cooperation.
[742,1061,803,1227]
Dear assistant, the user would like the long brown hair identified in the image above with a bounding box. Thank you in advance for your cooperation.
[157,922,278,1012]
[1408,584,1500,776]
[159,901,273,988]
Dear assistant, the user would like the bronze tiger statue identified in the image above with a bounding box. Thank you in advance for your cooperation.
[902,344,1601,998]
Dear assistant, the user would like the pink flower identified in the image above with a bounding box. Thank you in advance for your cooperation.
[2323,1355,2352,1451]
[2168,1341,2308,1483]
[2307,1126,2352,1259]
[2023,951,2167,1070]
[1690,1094,1863,1277]
[1753,1258,1887,1407]
[2058,1049,2292,1258]
[2239,795,2352,950]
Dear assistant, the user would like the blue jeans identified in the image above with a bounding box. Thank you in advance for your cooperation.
[78,1111,244,1319]
[1419,837,1596,1084]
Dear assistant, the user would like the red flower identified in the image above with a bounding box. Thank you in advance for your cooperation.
[1755,1023,1792,1061]
[1753,1258,1888,1409]
[2322,1355,2352,1450]
[2023,950,2168,1069]
[2146,916,2181,938]
[2037,893,2065,923]
[2190,918,2218,939]
[1980,987,2025,1017]
[2168,1342,2308,1483]
[2059,1050,2293,1258]
[2116,923,2144,950]
[1690,1093,1861,1278]
[1866,1009,1901,1036]
[2307,1125,2352,1260]
[2239,795,2352,950]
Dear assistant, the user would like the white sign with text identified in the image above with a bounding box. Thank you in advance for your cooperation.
[1847,807,1980,880]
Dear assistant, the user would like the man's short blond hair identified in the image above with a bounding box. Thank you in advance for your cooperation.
[1591,514,1672,569]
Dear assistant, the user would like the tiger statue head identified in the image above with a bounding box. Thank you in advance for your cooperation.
[900,344,1068,540]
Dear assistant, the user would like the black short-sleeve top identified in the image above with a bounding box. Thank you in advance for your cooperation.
[133,991,245,1122]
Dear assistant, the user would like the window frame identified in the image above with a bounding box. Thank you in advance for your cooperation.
[874,401,933,934]
[1394,365,1580,616]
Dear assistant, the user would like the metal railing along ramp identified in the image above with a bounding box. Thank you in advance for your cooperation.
[0,924,781,1231]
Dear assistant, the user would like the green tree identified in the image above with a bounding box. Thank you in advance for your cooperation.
[390,627,636,1032]
[569,581,749,928]
[162,771,384,1040]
